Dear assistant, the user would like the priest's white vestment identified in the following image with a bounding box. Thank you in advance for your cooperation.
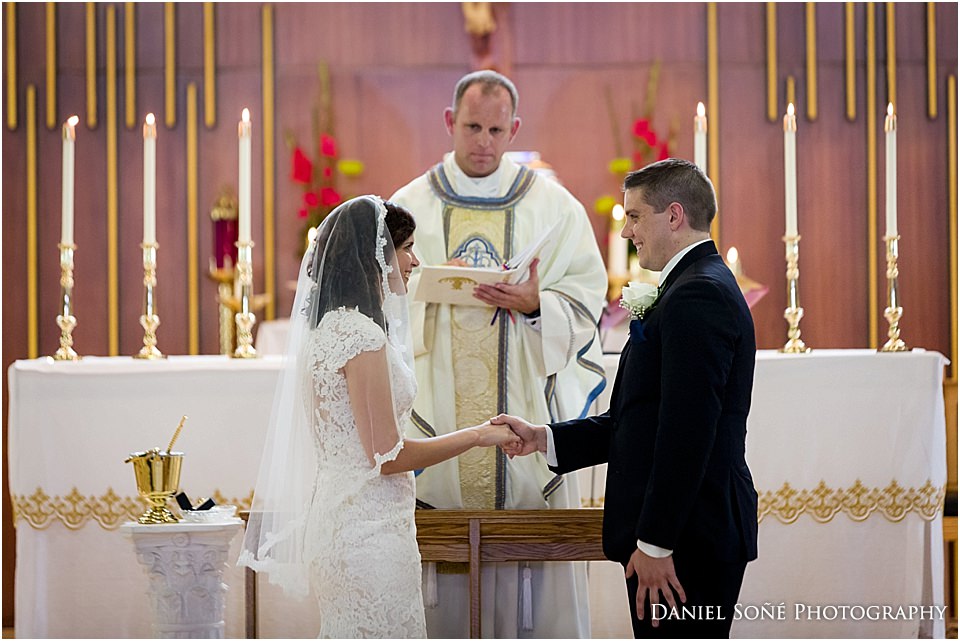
[391,152,607,638]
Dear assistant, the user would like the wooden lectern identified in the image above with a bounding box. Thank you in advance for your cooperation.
[242,508,606,639]
[415,509,606,638]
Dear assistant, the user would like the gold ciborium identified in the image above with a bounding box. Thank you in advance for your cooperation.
[125,448,184,524]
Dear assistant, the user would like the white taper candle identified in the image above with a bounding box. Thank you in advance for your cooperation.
[694,102,707,173]
[143,113,157,245]
[783,103,798,237]
[61,115,79,245]
[884,103,897,236]
[238,108,252,244]
[609,204,629,278]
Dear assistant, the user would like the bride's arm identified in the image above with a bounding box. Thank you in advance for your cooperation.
[344,349,518,475]
[380,421,516,475]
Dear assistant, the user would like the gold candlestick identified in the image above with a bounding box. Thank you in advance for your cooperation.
[780,235,811,354]
[208,260,237,355]
[233,241,258,358]
[879,234,909,352]
[53,243,81,361]
[134,242,165,359]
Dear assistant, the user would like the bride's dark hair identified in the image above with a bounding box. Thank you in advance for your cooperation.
[304,197,416,329]
[307,197,386,328]
[383,201,416,250]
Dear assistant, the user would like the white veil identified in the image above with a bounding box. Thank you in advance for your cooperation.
[238,195,414,598]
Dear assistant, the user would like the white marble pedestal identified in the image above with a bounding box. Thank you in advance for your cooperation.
[122,520,243,639]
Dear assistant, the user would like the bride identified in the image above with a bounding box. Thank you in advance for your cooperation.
[239,195,519,638]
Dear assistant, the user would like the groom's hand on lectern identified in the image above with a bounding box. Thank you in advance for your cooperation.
[491,414,546,458]
[624,548,686,628]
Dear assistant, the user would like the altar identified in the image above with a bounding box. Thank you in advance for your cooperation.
[7,349,948,638]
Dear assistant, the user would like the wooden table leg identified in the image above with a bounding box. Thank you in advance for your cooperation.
[245,565,258,639]
[469,518,481,639]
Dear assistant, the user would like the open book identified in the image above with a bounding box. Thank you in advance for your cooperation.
[413,221,559,307]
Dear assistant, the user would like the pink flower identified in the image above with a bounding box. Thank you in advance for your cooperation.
[657,141,670,161]
[291,147,313,184]
[633,118,650,138]
[297,207,309,219]
[320,134,337,158]
[320,187,342,206]
[304,191,320,207]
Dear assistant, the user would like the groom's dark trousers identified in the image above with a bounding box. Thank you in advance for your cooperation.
[549,241,758,639]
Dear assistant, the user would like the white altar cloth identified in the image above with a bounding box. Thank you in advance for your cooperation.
[7,350,948,638]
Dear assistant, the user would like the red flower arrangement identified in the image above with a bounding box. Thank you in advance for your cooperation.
[631,117,671,167]
[288,62,363,254]
[596,61,675,216]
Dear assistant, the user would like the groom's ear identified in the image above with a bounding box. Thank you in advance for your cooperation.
[667,202,685,231]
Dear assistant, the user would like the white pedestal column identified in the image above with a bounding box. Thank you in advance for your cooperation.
[122,520,243,639]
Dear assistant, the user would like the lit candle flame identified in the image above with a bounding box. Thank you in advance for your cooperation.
[242,108,250,122]
[67,115,79,128]
[612,204,625,221]
[727,247,739,264]
[145,113,155,126]
[887,102,894,117]
[787,103,795,117]
[697,102,705,118]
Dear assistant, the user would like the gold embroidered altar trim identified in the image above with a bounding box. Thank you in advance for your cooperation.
[581,480,945,524]
[758,479,945,525]
[12,487,254,531]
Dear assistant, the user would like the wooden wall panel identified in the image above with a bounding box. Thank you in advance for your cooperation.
[2,3,957,627]
[511,2,707,64]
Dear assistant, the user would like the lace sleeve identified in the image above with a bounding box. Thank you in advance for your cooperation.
[324,309,404,473]
[317,307,387,372]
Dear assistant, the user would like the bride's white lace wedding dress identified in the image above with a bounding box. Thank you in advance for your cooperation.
[302,307,426,638]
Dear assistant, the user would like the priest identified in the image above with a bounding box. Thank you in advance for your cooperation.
[390,70,608,638]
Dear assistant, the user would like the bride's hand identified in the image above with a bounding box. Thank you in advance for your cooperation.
[472,422,522,448]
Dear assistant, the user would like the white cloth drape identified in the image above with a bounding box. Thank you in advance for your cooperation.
[8,349,948,638]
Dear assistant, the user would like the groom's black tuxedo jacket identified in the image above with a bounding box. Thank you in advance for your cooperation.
[550,241,758,567]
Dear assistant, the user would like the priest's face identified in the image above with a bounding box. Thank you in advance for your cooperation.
[445,84,520,178]
[622,188,673,271]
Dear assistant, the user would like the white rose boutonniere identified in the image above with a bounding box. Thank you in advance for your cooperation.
[620,281,661,320]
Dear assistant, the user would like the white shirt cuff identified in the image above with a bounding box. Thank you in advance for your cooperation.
[637,539,673,558]
[544,426,558,467]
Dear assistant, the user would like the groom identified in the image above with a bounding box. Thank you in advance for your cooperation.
[496,159,758,638]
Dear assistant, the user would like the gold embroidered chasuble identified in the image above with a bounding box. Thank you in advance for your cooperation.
[429,164,534,509]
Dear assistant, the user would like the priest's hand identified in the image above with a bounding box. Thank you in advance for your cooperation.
[491,413,546,457]
[473,258,541,315]
[624,548,686,628]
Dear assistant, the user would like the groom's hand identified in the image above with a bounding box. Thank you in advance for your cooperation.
[624,548,686,628]
[491,413,546,457]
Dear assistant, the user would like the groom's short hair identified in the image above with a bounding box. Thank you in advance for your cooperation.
[623,159,717,232]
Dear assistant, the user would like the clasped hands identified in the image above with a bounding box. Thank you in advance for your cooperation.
[490,413,687,629]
